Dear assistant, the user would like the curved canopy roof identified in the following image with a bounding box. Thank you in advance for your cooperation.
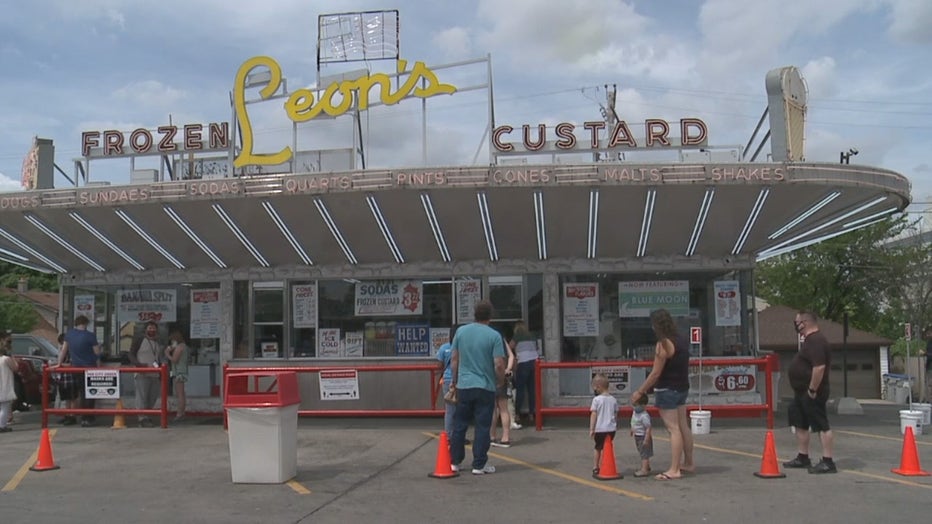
[0,162,911,274]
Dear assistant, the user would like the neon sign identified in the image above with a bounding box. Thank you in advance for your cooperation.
[232,56,457,168]
[493,119,709,153]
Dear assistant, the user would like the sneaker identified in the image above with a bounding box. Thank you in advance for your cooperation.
[472,464,496,475]
[490,440,512,448]
[61,416,78,426]
[510,422,523,430]
[783,456,811,468]
[80,420,94,428]
[808,460,837,474]
[139,419,155,428]
[450,464,459,473]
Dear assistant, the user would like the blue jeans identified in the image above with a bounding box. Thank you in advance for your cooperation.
[441,381,455,437]
[514,360,536,416]
[450,388,496,470]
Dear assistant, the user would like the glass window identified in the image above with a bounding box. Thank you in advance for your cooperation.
[559,270,753,363]
[289,281,317,358]
[252,282,284,358]
[316,279,454,358]
[490,276,523,321]
[61,282,222,396]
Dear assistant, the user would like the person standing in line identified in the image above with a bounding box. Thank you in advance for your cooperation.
[0,340,19,433]
[631,308,694,481]
[449,300,506,475]
[59,316,102,427]
[630,393,653,477]
[589,374,618,476]
[165,328,189,422]
[436,325,462,439]
[52,333,79,426]
[512,321,539,425]
[129,321,163,428]
[491,334,517,448]
[784,310,836,474]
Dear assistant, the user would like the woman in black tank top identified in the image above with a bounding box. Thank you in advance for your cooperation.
[630,309,695,480]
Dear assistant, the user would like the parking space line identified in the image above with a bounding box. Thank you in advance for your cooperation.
[422,432,653,501]
[287,479,311,495]
[837,429,932,445]
[670,435,932,489]
[2,429,56,492]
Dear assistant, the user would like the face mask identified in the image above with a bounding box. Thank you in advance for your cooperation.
[793,320,804,334]
[593,389,600,396]
[634,406,645,413]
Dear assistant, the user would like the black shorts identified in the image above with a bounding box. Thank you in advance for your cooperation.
[593,431,617,450]
[788,391,831,432]
[57,373,80,401]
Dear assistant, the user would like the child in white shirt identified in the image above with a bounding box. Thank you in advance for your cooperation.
[589,374,618,476]
[630,393,653,477]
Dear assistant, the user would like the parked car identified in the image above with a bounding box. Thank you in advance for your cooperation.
[14,355,54,408]
[11,333,60,363]
[8,335,59,410]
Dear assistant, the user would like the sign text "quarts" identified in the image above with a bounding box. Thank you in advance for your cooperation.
[232,56,457,168]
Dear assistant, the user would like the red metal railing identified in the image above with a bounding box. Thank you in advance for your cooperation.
[222,363,445,418]
[534,354,778,430]
[40,365,170,428]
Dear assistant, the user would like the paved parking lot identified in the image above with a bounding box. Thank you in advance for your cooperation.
[1,401,929,523]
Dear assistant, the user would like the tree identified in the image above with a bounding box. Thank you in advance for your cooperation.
[0,261,57,333]
[0,294,40,332]
[0,261,59,292]
[755,217,928,339]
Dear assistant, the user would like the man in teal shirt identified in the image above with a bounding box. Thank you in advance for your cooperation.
[450,300,506,475]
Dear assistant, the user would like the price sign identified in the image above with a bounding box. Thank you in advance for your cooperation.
[714,374,756,392]
[690,327,702,345]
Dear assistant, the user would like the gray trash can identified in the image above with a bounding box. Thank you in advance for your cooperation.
[884,374,912,404]
[224,371,300,484]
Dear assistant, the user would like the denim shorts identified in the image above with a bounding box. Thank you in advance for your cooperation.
[654,388,688,410]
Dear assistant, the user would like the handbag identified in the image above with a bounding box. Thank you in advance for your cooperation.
[443,385,458,405]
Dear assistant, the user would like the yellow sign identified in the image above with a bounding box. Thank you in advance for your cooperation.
[233,56,457,167]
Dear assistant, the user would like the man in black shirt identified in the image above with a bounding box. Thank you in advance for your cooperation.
[783,311,836,474]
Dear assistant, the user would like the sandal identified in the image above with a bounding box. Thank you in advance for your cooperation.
[633,469,651,478]
[655,472,681,481]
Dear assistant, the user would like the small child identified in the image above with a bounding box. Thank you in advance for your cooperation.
[630,394,653,477]
[589,374,618,476]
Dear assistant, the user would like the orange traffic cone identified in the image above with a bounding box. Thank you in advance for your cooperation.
[30,428,60,472]
[754,430,786,478]
[892,426,930,476]
[428,431,459,479]
[111,399,127,430]
[594,434,623,480]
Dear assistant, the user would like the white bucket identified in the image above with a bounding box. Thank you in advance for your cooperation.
[910,403,932,425]
[690,410,712,435]
[899,410,923,436]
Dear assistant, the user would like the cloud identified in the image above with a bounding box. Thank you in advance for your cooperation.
[696,0,872,81]
[432,27,473,60]
[887,0,932,43]
[112,80,187,108]
[0,171,22,192]
[800,57,838,99]
[475,0,650,71]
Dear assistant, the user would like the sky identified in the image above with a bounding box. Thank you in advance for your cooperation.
[1,0,931,217]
